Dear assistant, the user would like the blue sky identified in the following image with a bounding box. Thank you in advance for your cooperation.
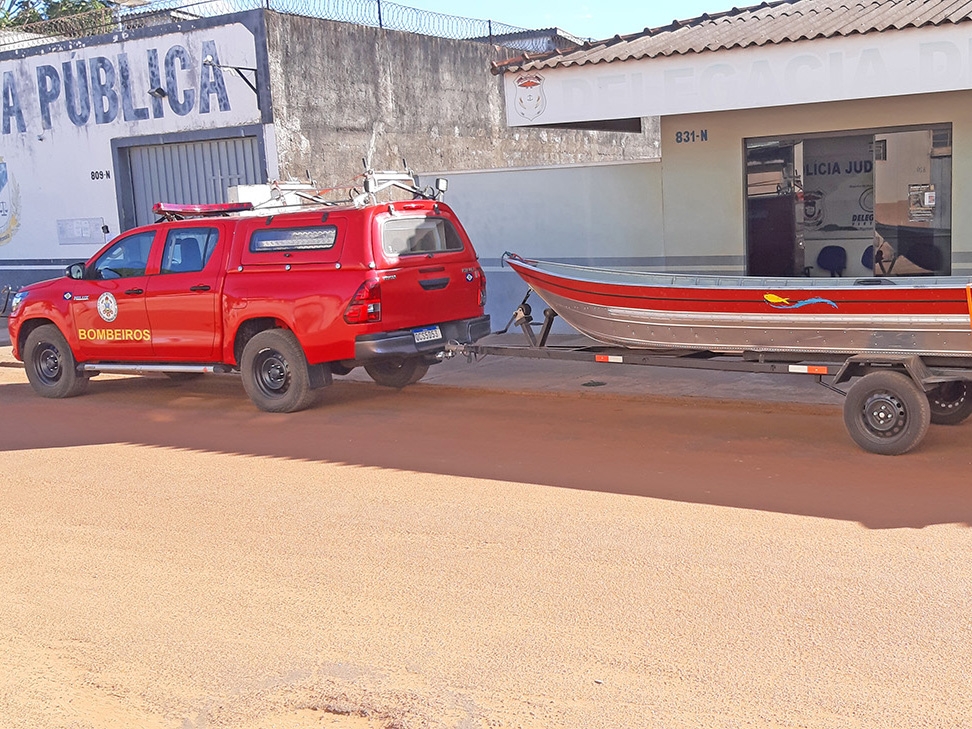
[397,0,737,41]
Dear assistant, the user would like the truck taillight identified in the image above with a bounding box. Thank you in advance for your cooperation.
[344,280,381,324]
[478,268,487,307]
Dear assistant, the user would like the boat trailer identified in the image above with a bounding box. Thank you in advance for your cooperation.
[447,293,972,456]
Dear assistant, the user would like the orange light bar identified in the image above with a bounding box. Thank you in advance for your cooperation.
[153,201,254,217]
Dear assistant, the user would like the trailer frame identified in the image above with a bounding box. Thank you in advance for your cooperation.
[447,294,972,455]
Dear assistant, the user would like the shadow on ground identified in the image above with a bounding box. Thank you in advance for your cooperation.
[1,372,969,530]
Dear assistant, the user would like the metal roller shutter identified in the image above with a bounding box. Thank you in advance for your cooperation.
[129,137,262,226]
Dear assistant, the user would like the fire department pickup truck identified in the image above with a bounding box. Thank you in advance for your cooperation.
[6,172,490,412]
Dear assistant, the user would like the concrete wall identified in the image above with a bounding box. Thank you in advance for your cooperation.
[659,90,972,274]
[264,12,659,186]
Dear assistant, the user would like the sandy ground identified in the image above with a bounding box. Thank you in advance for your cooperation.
[1,362,971,728]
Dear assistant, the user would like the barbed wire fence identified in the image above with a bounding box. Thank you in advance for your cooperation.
[0,0,579,53]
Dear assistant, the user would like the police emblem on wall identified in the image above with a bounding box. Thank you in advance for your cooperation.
[514,74,546,121]
[97,292,119,322]
[0,159,21,247]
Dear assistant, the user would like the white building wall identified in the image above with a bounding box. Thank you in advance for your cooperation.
[0,19,263,273]
[420,160,663,326]
[659,90,972,274]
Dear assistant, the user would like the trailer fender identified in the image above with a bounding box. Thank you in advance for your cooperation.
[832,353,935,390]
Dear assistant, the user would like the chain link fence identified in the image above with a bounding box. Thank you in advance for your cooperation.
[0,0,578,53]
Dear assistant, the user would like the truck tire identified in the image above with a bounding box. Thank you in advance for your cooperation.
[926,380,972,426]
[23,324,88,398]
[241,329,319,413]
[843,370,930,455]
[364,357,430,388]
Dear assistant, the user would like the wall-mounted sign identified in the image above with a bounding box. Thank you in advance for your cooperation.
[503,24,972,126]
[908,183,935,221]
[0,158,19,246]
[802,135,874,238]
[1,26,259,137]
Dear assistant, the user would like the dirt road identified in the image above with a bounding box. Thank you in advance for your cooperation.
[1,365,970,728]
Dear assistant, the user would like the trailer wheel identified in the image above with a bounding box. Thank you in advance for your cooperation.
[365,357,429,388]
[926,380,972,426]
[241,329,319,413]
[23,324,88,398]
[843,371,930,455]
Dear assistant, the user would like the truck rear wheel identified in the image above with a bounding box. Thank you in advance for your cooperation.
[843,371,930,455]
[926,380,972,425]
[23,324,88,398]
[241,329,319,413]
[364,357,429,388]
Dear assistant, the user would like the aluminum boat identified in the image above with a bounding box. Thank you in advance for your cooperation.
[503,253,972,357]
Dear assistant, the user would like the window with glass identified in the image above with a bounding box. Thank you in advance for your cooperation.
[160,228,219,274]
[381,217,464,257]
[745,124,952,277]
[250,226,337,252]
[90,231,155,279]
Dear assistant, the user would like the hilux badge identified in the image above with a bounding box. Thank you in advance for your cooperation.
[97,292,118,322]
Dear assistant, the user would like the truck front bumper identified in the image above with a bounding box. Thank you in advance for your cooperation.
[354,315,491,361]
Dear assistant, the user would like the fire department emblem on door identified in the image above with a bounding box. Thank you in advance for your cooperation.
[97,292,119,322]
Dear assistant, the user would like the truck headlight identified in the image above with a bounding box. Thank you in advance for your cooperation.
[10,290,28,316]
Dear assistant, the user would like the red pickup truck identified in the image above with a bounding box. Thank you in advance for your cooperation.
[6,174,490,412]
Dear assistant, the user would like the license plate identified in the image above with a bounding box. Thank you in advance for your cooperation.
[412,325,442,343]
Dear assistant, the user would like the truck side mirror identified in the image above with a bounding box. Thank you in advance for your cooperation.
[434,178,448,198]
[66,263,85,280]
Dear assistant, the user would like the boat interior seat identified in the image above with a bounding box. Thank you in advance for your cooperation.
[816,245,847,277]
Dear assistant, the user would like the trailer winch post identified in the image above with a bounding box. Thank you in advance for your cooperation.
[512,304,537,347]
[536,308,557,348]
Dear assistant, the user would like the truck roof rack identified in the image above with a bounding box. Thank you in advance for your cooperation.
[153,201,255,220]
[152,159,449,219]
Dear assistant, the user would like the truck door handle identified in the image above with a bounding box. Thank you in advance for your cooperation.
[189,285,211,292]
[124,288,144,295]
[419,277,449,291]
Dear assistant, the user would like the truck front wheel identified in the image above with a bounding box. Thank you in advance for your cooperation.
[364,357,430,388]
[23,324,88,398]
[241,329,319,413]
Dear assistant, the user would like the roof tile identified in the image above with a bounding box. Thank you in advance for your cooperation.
[494,0,972,73]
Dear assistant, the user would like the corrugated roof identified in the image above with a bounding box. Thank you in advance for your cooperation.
[492,0,972,73]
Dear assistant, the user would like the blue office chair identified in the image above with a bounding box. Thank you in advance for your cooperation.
[816,245,847,277]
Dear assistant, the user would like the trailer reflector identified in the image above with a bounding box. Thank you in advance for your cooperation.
[595,355,624,363]
[788,364,829,375]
